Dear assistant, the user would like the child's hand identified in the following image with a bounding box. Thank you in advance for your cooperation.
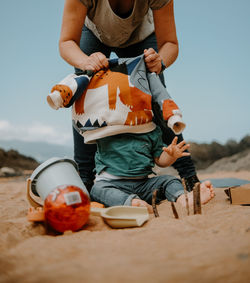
[162,137,191,159]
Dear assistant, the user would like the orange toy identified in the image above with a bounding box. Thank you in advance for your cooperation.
[44,185,90,232]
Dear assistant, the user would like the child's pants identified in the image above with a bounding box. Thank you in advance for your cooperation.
[90,175,184,207]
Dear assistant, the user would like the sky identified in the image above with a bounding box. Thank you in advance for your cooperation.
[0,0,249,148]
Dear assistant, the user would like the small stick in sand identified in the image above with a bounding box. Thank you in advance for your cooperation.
[193,182,202,214]
[181,178,190,216]
[152,189,159,217]
[171,202,179,219]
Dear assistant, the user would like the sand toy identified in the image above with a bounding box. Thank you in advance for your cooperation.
[90,206,149,228]
[26,158,149,229]
[28,157,90,200]
[26,157,91,232]
[27,203,149,229]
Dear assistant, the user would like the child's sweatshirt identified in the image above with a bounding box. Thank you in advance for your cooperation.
[48,55,185,143]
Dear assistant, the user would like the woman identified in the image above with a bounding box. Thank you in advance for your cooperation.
[59,0,199,192]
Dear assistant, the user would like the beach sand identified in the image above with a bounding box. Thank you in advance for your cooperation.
[0,171,250,283]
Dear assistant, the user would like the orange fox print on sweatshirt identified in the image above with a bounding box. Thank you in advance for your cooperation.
[74,69,153,126]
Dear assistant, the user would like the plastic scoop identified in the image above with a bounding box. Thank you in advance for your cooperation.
[90,206,149,228]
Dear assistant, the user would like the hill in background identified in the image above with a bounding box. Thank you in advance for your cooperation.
[0,140,73,177]
[189,135,250,170]
[0,148,39,177]
[0,140,73,163]
[0,135,249,177]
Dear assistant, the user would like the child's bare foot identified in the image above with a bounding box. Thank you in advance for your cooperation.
[131,198,153,214]
[177,180,215,207]
[199,180,215,204]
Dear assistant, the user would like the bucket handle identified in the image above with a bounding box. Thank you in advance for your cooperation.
[26,178,43,208]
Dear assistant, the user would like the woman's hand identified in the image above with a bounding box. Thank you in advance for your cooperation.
[144,48,162,74]
[79,52,109,72]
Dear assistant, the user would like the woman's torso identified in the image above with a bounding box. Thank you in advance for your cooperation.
[80,0,170,47]
[108,0,134,18]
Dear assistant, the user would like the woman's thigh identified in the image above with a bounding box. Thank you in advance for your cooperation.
[114,32,158,57]
[79,26,111,56]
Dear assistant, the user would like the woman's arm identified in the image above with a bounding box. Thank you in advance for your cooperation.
[155,137,190,167]
[59,0,108,71]
[144,0,179,74]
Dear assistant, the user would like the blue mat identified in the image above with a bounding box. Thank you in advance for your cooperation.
[201,178,250,188]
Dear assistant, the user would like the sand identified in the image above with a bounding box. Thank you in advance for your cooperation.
[0,171,250,283]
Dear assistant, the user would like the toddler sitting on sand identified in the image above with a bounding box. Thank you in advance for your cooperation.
[90,126,214,212]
